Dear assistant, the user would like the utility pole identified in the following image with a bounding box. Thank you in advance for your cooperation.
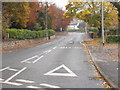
[102,0,105,46]
[45,1,49,40]
[45,2,48,30]
[85,22,87,34]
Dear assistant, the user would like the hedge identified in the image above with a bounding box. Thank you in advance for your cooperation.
[106,35,120,43]
[7,29,56,40]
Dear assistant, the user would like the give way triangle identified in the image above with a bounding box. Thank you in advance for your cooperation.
[44,64,77,77]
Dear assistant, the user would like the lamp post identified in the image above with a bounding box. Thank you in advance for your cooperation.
[102,0,105,46]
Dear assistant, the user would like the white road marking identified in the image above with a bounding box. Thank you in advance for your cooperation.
[2,81,23,86]
[53,47,57,49]
[16,79,35,83]
[21,55,38,63]
[47,50,52,53]
[0,67,9,72]
[8,68,18,71]
[25,61,31,63]
[32,56,44,63]
[26,85,41,88]
[4,67,27,82]
[0,78,4,81]
[44,64,77,77]
[40,83,60,88]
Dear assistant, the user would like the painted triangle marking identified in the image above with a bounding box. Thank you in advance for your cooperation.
[44,64,77,77]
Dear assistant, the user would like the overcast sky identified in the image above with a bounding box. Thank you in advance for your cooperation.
[40,0,69,10]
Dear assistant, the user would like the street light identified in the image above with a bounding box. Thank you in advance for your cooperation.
[102,0,105,46]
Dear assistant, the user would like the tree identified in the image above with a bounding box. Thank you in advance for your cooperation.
[48,4,72,31]
[3,2,30,29]
[26,2,39,30]
[111,2,120,35]
[2,3,10,39]
[64,2,118,36]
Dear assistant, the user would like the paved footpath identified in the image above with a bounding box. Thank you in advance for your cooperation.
[85,36,118,88]
[1,32,106,88]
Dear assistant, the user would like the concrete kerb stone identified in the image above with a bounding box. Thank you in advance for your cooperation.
[83,41,118,89]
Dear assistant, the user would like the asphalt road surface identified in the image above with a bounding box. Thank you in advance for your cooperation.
[1,32,104,88]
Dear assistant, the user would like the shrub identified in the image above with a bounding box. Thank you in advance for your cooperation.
[89,27,99,32]
[106,35,120,43]
[7,29,56,40]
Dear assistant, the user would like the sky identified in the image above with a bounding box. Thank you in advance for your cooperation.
[40,0,69,10]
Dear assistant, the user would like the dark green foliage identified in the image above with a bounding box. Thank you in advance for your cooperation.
[7,29,56,40]
[106,35,120,43]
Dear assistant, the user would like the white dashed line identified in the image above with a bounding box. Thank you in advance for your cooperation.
[53,47,57,49]
[25,61,31,63]
[2,81,23,86]
[47,50,52,53]
[4,67,27,82]
[0,67,9,72]
[16,79,35,83]
[26,85,41,88]
[0,78,4,81]
[40,83,60,88]
[32,56,44,63]
[8,68,18,71]
[21,55,38,63]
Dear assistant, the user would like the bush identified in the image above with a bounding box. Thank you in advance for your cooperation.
[106,35,120,43]
[7,29,56,40]
[89,27,99,32]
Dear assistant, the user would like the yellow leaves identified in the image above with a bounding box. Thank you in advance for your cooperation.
[104,2,111,7]
[107,7,112,11]
[73,2,80,6]
[102,81,112,88]
[65,4,71,9]
[96,77,104,81]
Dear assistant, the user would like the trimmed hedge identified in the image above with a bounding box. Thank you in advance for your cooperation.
[106,35,120,43]
[7,29,56,40]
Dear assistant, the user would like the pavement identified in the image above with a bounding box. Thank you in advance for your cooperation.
[84,36,119,88]
[1,32,106,89]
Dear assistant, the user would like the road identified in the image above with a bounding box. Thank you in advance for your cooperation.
[1,32,104,88]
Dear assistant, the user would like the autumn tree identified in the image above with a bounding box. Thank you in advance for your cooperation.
[26,2,39,30]
[64,2,118,36]
[48,4,72,31]
[3,2,30,29]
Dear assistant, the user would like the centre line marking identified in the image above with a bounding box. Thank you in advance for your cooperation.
[32,56,44,63]
[0,67,9,72]
[26,85,41,88]
[21,55,38,63]
[4,67,27,82]
[16,79,35,83]
[40,83,60,88]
